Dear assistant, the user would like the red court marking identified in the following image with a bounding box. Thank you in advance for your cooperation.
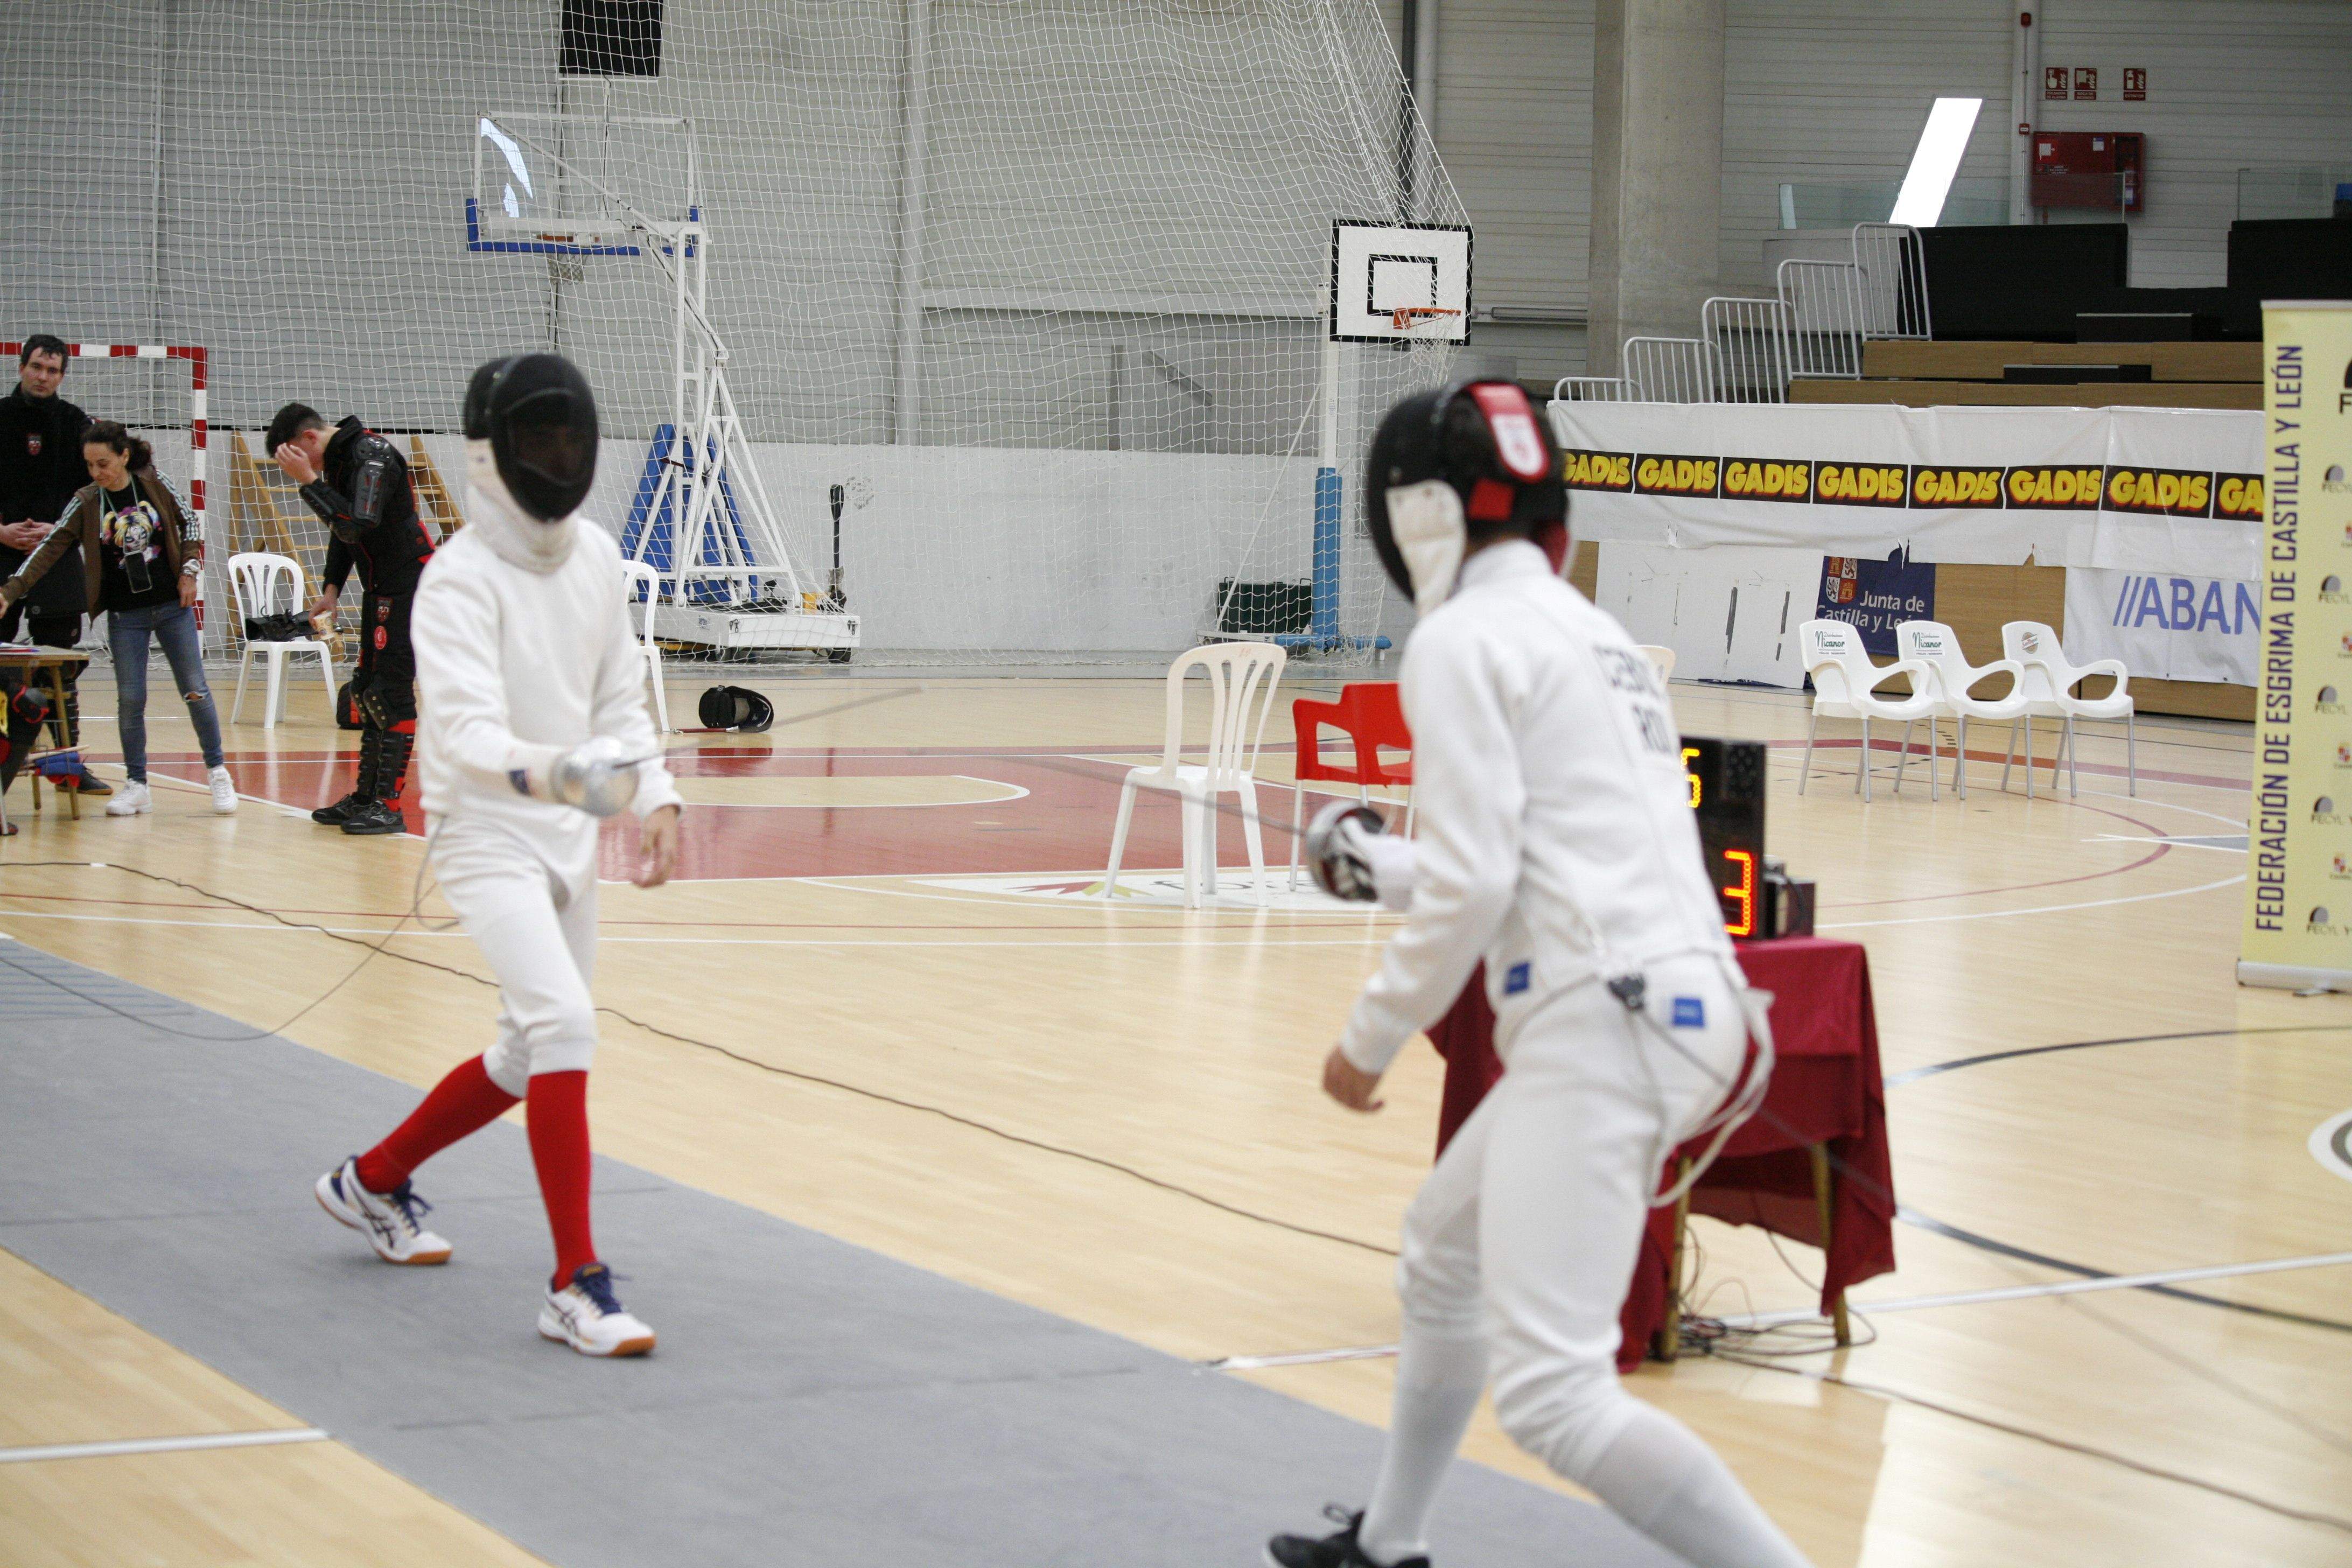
[145,745,1281,884]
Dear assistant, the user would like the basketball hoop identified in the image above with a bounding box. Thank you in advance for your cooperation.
[1389,305,1462,333]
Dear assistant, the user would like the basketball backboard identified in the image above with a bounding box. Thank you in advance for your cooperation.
[1329,219,1472,344]
[468,111,696,254]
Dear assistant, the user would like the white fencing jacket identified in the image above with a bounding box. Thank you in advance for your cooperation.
[1340,540,1734,1075]
[412,487,682,857]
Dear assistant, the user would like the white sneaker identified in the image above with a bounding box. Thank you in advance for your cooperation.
[103,780,152,816]
[207,766,238,815]
[314,1157,451,1265]
[539,1264,655,1357]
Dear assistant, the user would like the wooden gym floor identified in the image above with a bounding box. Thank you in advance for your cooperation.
[1,668,2347,1567]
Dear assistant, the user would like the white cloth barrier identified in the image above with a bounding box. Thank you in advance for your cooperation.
[1545,402,2264,580]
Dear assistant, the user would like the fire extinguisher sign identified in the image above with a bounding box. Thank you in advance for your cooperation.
[2123,67,2147,101]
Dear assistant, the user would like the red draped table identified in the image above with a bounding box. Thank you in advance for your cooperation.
[1425,936,1895,1371]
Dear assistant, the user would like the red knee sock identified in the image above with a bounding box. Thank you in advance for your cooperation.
[354,1055,519,1194]
[527,1070,597,1291]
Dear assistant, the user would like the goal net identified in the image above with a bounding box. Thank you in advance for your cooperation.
[1,1,1465,666]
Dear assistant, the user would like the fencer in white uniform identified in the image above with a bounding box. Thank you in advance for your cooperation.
[314,352,683,1359]
[1268,382,1812,1568]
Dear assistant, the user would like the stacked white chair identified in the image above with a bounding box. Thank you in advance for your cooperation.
[1104,641,1287,908]
[1635,644,1677,679]
[227,551,338,729]
[1895,620,2032,798]
[2003,620,2136,796]
[621,561,671,732]
[1797,620,1941,802]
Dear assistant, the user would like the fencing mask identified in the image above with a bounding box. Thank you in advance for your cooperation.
[463,352,599,524]
[697,684,775,733]
[1363,380,1564,614]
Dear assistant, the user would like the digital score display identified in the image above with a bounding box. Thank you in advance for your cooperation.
[1681,738,1768,937]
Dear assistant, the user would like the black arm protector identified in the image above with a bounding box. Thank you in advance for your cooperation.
[298,435,400,544]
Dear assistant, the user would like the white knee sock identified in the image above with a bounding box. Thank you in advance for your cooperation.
[1356,1326,1489,1565]
[1581,1404,1814,1568]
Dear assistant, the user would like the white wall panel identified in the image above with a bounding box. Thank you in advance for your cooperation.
[1721,0,2012,297]
[2035,0,2352,286]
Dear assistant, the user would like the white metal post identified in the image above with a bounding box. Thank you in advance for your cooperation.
[893,0,933,445]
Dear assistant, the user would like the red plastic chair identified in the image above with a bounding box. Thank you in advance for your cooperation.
[1287,682,1413,890]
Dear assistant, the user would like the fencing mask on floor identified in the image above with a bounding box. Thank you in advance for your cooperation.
[1364,380,1564,614]
[463,352,599,524]
[697,684,775,733]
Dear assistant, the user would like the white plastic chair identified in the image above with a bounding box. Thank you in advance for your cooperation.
[1104,642,1288,908]
[1896,620,2031,799]
[2003,620,2135,797]
[1798,620,1941,802]
[1636,644,1677,680]
[227,552,336,729]
[621,561,671,733]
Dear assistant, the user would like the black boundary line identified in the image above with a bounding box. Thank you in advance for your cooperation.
[1699,1350,2352,1537]
[1890,1024,2352,1335]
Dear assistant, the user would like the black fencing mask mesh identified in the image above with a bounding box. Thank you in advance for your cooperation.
[464,352,599,523]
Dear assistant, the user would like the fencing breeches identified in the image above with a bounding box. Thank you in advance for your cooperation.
[430,816,600,1096]
[1357,956,1813,1568]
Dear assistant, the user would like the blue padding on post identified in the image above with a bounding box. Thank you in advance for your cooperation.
[1312,466,1342,641]
[621,425,762,604]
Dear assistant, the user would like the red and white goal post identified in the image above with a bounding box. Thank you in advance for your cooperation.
[4,341,211,636]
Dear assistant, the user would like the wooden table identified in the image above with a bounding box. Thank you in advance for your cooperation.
[0,647,93,822]
[1426,937,1898,1369]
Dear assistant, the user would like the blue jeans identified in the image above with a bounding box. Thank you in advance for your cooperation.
[106,600,224,781]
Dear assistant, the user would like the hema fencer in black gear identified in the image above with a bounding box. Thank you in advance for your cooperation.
[267,402,437,835]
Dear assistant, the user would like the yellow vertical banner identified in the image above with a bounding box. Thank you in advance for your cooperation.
[2241,301,2352,991]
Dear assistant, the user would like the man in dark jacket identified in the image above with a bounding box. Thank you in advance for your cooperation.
[268,402,437,835]
[0,334,107,794]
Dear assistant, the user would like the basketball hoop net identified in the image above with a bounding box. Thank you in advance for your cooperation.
[1389,305,1462,333]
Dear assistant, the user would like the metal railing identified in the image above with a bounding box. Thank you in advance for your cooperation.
[1851,222,1931,340]
[1699,296,1791,403]
[1551,375,1641,403]
[1585,223,1923,403]
[1775,258,1867,379]
[1619,337,1719,404]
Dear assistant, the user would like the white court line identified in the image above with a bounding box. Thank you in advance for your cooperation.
[0,1427,328,1465]
[1203,1344,1399,1372]
[1819,873,2244,930]
[1717,1250,2352,1331]
[2311,1110,2352,1185]
[1203,1250,2352,1371]
[2087,833,2248,852]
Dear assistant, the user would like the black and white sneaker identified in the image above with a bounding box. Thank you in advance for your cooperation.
[539,1263,656,1357]
[1266,1506,1429,1568]
[340,800,406,836]
[311,789,366,826]
[314,1156,451,1265]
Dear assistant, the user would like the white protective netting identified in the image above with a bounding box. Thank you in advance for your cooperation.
[1,1,1465,665]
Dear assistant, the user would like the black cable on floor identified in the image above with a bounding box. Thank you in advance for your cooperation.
[0,857,1399,1261]
[9,856,2347,1468]
[1696,1344,2352,1538]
